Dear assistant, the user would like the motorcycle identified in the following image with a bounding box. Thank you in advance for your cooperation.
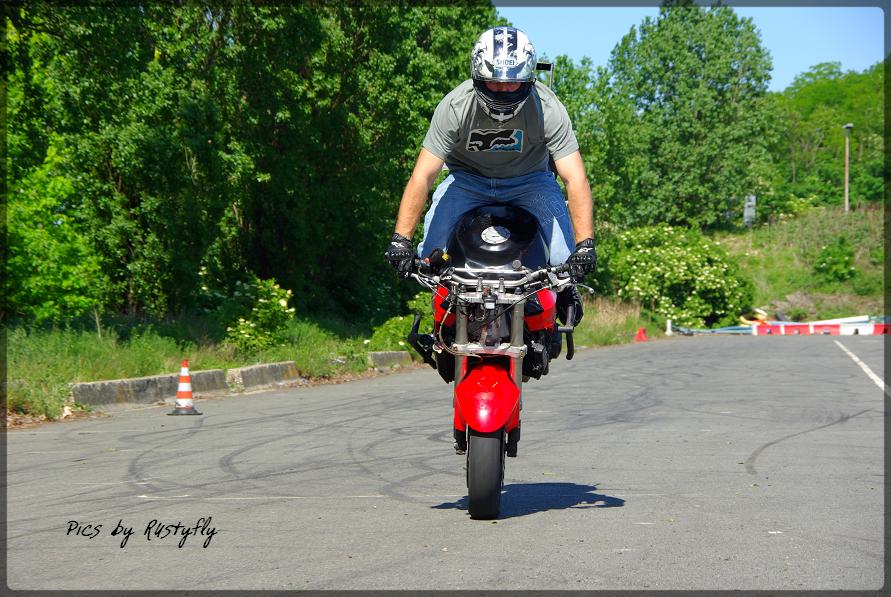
[405,205,577,519]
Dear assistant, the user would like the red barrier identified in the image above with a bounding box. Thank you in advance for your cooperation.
[756,324,784,335]
[812,324,840,336]
[874,324,887,334]
[781,324,811,336]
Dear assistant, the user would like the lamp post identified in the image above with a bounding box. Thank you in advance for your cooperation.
[843,123,853,213]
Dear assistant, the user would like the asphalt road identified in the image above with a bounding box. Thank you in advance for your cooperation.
[6,335,885,591]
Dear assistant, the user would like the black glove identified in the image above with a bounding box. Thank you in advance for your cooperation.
[567,238,596,282]
[384,232,415,279]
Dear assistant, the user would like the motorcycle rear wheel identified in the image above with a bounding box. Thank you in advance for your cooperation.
[466,427,505,520]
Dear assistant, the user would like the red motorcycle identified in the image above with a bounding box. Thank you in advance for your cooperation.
[407,205,576,519]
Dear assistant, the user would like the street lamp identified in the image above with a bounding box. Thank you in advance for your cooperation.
[843,123,853,213]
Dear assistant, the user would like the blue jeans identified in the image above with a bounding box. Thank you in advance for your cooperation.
[417,170,575,267]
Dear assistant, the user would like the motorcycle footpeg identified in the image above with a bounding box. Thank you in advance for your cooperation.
[407,312,438,369]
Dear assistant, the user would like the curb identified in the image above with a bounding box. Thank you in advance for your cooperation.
[226,361,300,393]
[71,361,303,409]
[72,369,227,407]
[367,351,413,369]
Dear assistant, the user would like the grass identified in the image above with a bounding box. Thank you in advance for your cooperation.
[5,317,370,420]
[6,295,659,421]
[573,296,663,347]
[715,206,884,320]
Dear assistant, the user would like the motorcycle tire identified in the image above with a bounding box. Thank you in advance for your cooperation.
[466,427,505,520]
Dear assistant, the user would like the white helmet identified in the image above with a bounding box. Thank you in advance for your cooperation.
[470,27,537,122]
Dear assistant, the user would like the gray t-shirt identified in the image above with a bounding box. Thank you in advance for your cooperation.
[422,79,579,178]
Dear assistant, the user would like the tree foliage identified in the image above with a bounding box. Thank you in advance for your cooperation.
[764,61,883,218]
[5,3,883,327]
[600,4,775,229]
[6,2,497,322]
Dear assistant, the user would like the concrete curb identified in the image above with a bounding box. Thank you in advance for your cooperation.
[226,361,300,393]
[72,369,227,407]
[71,361,303,408]
[367,351,413,369]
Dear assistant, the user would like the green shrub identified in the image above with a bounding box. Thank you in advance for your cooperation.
[813,236,856,282]
[850,271,883,297]
[597,224,754,327]
[787,306,809,322]
[223,275,296,353]
[257,319,368,377]
[368,292,434,351]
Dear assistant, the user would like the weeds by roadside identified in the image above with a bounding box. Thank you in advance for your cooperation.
[573,296,663,347]
[715,206,884,320]
[6,294,660,422]
[5,317,370,420]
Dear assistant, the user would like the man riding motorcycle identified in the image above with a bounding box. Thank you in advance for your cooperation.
[385,26,596,318]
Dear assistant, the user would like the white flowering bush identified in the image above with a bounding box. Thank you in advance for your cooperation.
[813,236,856,282]
[367,292,435,351]
[599,225,753,328]
[223,276,296,353]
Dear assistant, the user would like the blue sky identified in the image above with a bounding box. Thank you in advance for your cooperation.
[493,4,886,92]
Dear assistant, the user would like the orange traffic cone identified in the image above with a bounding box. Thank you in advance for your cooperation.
[634,327,649,342]
[169,359,202,415]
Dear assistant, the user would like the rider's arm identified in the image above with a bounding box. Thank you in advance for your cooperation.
[394,148,445,238]
[554,150,594,243]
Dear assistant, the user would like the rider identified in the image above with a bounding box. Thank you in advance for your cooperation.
[385,26,595,322]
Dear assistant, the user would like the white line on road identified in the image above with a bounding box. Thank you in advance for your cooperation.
[834,340,889,397]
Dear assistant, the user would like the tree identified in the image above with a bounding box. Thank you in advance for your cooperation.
[765,61,883,217]
[6,2,499,322]
[602,4,775,229]
[545,55,609,210]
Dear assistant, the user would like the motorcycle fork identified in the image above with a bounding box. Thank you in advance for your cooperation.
[452,298,526,455]
[506,300,524,457]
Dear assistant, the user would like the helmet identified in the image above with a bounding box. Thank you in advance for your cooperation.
[470,27,537,122]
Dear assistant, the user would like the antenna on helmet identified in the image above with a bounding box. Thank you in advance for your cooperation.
[535,61,554,88]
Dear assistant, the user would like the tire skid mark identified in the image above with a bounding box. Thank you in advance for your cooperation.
[124,397,376,496]
[345,422,462,504]
[216,411,371,481]
[126,416,212,496]
[744,408,871,475]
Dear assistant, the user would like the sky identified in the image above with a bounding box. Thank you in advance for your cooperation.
[492,4,886,92]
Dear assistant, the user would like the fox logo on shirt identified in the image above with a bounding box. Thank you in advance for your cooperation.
[467,129,523,152]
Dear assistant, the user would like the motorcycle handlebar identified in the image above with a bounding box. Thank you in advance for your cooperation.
[411,258,571,289]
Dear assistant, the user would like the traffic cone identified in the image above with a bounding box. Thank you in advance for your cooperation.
[635,327,649,342]
[169,359,202,415]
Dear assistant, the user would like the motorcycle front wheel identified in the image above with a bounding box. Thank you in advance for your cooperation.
[466,427,505,520]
